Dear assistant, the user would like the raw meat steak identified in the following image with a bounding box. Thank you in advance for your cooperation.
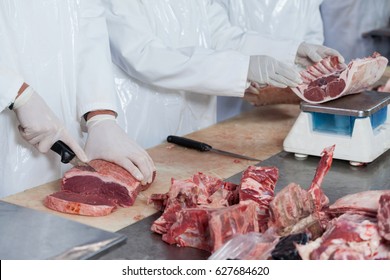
[44,191,116,216]
[328,190,390,217]
[292,52,388,103]
[378,194,390,241]
[240,166,278,232]
[61,160,152,207]
[44,159,155,216]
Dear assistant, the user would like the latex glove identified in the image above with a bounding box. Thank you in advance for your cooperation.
[13,86,87,161]
[295,42,345,67]
[85,115,155,185]
[248,55,302,88]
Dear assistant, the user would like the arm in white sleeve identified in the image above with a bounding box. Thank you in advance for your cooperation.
[104,0,249,97]
[75,0,119,120]
[207,0,301,64]
[0,67,24,111]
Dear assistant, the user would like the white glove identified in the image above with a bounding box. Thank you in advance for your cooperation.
[248,55,302,88]
[295,42,345,67]
[85,115,156,184]
[13,86,87,161]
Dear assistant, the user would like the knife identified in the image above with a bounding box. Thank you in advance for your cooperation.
[51,140,94,169]
[167,135,261,162]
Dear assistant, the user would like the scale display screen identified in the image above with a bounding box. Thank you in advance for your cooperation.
[312,106,388,136]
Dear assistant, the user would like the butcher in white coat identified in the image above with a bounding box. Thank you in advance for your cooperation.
[102,0,341,149]
[215,0,326,121]
[0,0,154,197]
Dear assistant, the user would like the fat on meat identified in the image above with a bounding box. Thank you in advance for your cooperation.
[44,159,156,216]
[296,214,389,260]
[292,52,388,103]
[378,194,390,241]
[328,190,390,217]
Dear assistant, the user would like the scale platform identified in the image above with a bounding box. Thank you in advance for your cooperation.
[283,91,390,165]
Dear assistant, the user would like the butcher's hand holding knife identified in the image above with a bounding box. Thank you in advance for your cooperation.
[11,82,88,163]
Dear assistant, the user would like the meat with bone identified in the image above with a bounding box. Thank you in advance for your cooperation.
[378,194,390,241]
[44,159,155,216]
[328,190,390,217]
[292,52,388,103]
[296,214,390,260]
[240,166,278,232]
[268,146,334,235]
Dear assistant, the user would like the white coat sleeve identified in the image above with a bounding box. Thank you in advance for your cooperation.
[75,0,119,120]
[0,66,24,112]
[207,1,301,64]
[104,0,249,97]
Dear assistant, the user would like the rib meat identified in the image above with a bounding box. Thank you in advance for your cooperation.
[292,52,388,103]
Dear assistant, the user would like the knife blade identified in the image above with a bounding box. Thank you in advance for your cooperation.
[167,135,261,162]
[51,140,95,170]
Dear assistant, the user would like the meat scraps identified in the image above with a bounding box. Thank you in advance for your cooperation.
[292,52,388,103]
[44,159,155,216]
[296,214,390,260]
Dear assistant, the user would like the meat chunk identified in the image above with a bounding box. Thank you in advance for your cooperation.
[296,214,388,260]
[62,160,150,207]
[328,190,390,217]
[378,194,390,241]
[292,52,388,103]
[44,159,156,216]
[44,191,116,216]
[240,166,278,232]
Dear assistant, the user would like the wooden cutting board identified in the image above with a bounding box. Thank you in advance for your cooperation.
[2,104,300,232]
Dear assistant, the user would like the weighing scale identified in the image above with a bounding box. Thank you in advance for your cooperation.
[283,91,390,166]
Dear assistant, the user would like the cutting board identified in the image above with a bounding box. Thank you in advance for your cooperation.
[2,104,301,232]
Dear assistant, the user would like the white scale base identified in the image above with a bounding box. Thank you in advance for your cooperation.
[283,106,390,165]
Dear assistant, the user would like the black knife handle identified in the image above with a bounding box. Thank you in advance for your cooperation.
[50,140,76,164]
[167,135,212,152]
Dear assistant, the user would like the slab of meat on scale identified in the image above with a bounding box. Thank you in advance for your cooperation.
[44,159,155,216]
[291,52,388,103]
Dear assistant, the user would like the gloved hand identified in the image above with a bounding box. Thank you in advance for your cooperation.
[13,86,87,161]
[248,55,302,88]
[295,42,345,67]
[85,115,156,185]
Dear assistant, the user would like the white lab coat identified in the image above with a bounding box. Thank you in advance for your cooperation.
[321,0,390,63]
[215,0,324,121]
[0,0,118,198]
[103,0,301,149]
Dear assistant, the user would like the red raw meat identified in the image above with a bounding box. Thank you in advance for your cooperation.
[44,191,116,216]
[296,214,389,260]
[44,159,155,216]
[268,146,334,234]
[209,201,259,251]
[378,194,390,241]
[240,166,278,232]
[292,52,388,103]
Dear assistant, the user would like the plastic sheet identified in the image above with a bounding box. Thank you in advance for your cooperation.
[215,0,324,121]
[209,231,279,260]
